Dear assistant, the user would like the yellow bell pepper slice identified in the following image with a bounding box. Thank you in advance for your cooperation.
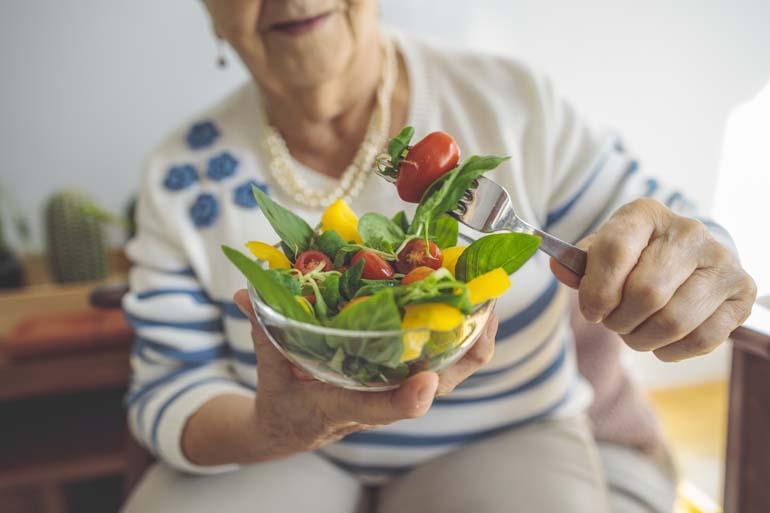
[402,303,464,332]
[295,296,313,315]
[321,199,362,243]
[401,331,431,362]
[441,245,466,277]
[245,241,292,269]
[466,267,510,305]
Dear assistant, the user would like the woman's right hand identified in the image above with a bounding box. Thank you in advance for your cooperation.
[232,289,440,457]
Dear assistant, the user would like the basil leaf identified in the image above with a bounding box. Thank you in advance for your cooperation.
[319,273,341,313]
[358,213,405,248]
[409,155,510,235]
[221,245,317,324]
[387,126,415,167]
[391,210,410,233]
[430,215,459,249]
[353,279,398,298]
[315,230,345,258]
[329,288,403,367]
[268,269,301,296]
[339,258,365,300]
[455,233,541,282]
[252,186,313,258]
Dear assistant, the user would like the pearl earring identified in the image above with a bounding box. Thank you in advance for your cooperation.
[216,39,227,69]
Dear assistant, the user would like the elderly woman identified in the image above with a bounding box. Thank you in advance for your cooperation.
[120,1,756,512]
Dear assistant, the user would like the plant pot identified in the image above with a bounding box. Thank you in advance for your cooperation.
[0,248,25,289]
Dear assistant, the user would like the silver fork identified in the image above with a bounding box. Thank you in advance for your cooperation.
[452,176,587,277]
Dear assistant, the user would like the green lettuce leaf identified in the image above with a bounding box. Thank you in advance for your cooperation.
[221,245,317,324]
[252,186,313,258]
[430,215,459,249]
[408,155,510,236]
[358,213,405,249]
[454,233,541,282]
[387,126,415,167]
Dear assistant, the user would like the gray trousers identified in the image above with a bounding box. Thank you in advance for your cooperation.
[121,416,676,513]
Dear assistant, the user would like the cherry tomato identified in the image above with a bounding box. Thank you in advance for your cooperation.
[401,266,435,285]
[396,239,443,274]
[303,292,317,305]
[351,251,394,280]
[396,131,460,203]
[294,250,332,273]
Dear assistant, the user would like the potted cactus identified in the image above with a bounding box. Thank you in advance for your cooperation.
[0,181,28,289]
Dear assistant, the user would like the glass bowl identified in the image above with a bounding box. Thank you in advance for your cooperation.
[248,283,495,391]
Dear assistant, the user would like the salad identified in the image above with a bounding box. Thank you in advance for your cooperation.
[223,128,541,386]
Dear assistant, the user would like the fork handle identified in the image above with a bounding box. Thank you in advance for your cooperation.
[517,220,587,277]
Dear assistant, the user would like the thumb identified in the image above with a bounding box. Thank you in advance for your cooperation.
[550,235,593,290]
[233,289,294,387]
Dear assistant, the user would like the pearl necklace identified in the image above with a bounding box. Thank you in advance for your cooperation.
[261,37,397,208]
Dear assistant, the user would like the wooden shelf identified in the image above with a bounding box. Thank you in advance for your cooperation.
[0,389,128,489]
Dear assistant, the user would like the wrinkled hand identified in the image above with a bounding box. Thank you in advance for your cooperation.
[233,290,497,455]
[551,198,756,362]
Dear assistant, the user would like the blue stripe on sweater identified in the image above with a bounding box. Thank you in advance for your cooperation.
[340,385,573,448]
[461,322,563,386]
[134,336,228,363]
[575,159,640,241]
[150,377,236,451]
[433,339,566,406]
[136,288,212,304]
[545,143,621,228]
[496,278,559,340]
[125,312,223,332]
[125,365,208,405]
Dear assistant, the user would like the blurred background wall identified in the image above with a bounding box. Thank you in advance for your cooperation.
[2,0,768,386]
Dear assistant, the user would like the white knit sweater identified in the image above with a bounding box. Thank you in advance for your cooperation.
[123,31,713,479]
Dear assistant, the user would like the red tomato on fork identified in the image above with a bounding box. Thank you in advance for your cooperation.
[396,131,460,203]
[294,250,332,273]
[351,251,394,280]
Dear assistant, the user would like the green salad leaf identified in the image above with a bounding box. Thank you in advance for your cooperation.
[269,269,301,296]
[328,288,403,367]
[387,126,415,167]
[391,210,410,233]
[455,233,541,281]
[430,215,459,249]
[315,230,345,258]
[252,185,313,258]
[221,245,317,324]
[393,268,473,313]
[353,278,399,299]
[318,273,341,313]
[339,258,365,300]
[408,155,510,236]
[358,213,405,249]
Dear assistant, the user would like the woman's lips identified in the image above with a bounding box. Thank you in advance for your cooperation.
[269,12,333,36]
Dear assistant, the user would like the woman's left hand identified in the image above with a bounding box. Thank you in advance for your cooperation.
[551,198,757,362]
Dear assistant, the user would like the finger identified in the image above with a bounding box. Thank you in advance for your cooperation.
[436,314,498,396]
[550,258,581,289]
[602,233,699,334]
[653,297,752,362]
[579,201,659,323]
[621,269,732,351]
[319,371,439,425]
[234,289,295,387]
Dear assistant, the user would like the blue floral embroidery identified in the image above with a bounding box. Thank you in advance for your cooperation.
[163,164,198,191]
[233,180,269,208]
[189,193,219,228]
[186,120,220,150]
[206,152,239,181]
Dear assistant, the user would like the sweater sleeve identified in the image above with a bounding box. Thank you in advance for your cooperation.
[123,159,253,474]
[536,78,733,249]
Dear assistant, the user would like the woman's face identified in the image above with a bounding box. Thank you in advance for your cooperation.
[204,0,379,91]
